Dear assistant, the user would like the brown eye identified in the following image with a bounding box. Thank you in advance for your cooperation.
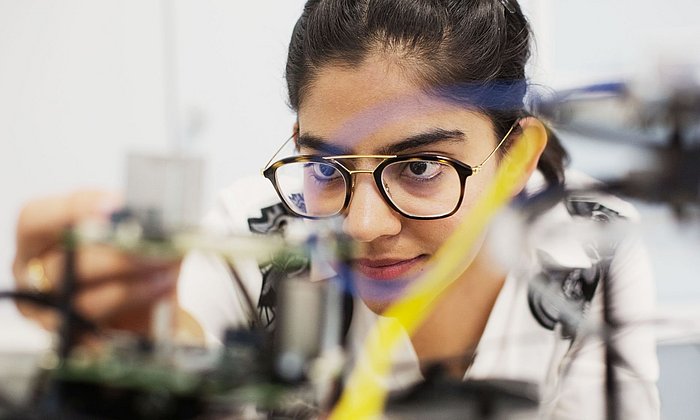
[401,161,442,180]
[409,162,427,175]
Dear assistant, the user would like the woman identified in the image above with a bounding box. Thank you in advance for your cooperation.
[13,0,658,418]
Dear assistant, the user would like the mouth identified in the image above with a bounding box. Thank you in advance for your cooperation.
[351,255,428,281]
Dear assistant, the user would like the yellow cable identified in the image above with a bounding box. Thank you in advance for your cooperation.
[330,127,539,419]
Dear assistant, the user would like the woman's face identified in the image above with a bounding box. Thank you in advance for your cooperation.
[297,55,503,313]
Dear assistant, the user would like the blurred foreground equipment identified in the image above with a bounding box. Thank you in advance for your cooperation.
[7,69,700,417]
[534,76,700,217]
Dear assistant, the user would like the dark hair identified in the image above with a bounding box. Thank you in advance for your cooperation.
[285,0,568,186]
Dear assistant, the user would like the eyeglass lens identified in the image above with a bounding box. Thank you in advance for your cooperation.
[274,159,463,218]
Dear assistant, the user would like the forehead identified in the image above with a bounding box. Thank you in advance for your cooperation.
[297,56,492,152]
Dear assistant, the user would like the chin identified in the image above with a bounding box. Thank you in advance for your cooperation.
[352,272,415,315]
[362,298,391,315]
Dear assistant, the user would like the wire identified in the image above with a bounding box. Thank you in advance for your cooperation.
[58,232,78,359]
[0,287,98,415]
[0,291,98,334]
[224,260,264,330]
[0,388,17,413]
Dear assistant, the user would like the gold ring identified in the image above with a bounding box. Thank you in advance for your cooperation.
[26,258,52,294]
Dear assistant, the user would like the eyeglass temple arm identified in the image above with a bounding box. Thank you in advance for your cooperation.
[261,134,296,174]
[471,120,520,175]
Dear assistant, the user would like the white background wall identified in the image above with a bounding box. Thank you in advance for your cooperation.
[4,0,700,303]
[0,0,305,292]
[0,0,306,348]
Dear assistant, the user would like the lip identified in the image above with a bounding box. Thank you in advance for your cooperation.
[352,255,428,281]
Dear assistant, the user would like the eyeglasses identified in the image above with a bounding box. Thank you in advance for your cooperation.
[262,121,519,220]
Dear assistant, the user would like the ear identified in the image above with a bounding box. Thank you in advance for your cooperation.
[292,121,300,144]
[508,117,548,196]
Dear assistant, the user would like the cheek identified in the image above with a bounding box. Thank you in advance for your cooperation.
[410,169,497,248]
[460,166,499,210]
[402,217,463,252]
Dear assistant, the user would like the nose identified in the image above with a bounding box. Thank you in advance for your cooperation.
[342,175,402,242]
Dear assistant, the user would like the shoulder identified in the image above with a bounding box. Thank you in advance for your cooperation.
[520,169,649,335]
[526,169,639,222]
[560,170,639,222]
[179,174,292,340]
[517,169,637,270]
[201,175,288,234]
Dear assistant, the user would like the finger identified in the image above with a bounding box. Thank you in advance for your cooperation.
[15,245,179,296]
[14,190,122,265]
[15,260,179,335]
[73,266,179,325]
[74,245,178,285]
[13,250,62,294]
[108,290,179,335]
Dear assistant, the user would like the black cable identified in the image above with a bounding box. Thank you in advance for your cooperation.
[601,270,619,420]
[58,230,77,360]
[0,291,98,334]
[0,291,53,308]
[0,289,96,417]
[224,261,264,330]
[0,388,17,413]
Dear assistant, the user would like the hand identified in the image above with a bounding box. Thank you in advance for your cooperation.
[12,190,180,337]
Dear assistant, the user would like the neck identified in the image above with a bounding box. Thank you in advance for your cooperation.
[408,248,506,379]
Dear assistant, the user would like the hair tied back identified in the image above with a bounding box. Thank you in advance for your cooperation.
[499,0,517,14]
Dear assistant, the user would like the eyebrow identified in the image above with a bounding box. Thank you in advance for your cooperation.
[296,128,466,155]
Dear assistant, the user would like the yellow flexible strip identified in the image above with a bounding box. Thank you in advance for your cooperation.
[330,128,538,419]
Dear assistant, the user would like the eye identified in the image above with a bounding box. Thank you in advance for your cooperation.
[306,162,341,181]
[402,160,443,180]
